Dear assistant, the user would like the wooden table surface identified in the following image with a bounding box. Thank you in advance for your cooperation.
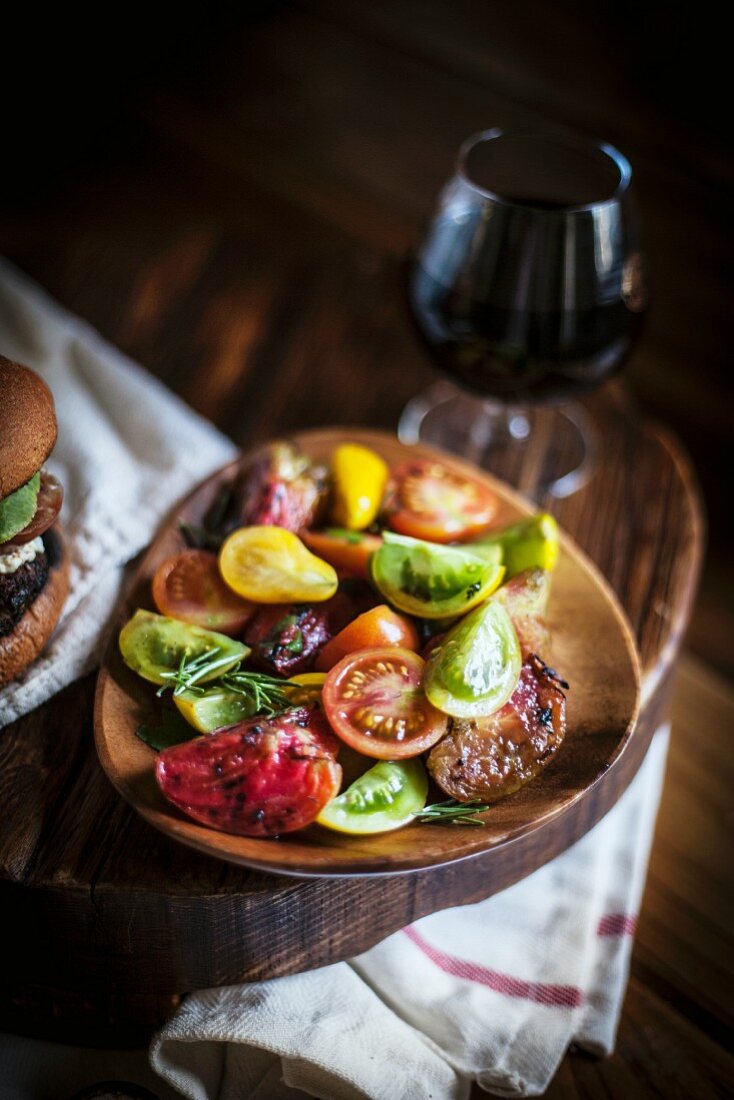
[1,4,732,1096]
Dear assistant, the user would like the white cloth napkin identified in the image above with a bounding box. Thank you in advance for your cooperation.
[150,727,668,1100]
[0,258,237,727]
[0,260,665,1099]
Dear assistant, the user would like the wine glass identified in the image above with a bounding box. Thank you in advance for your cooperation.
[399,129,646,497]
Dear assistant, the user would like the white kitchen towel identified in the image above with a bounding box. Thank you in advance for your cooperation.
[151,726,668,1100]
[0,258,237,727]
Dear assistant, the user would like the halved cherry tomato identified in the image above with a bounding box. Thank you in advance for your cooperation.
[317,759,428,835]
[119,610,248,686]
[1,473,63,549]
[300,529,382,580]
[219,526,338,603]
[152,549,254,635]
[315,605,419,672]
[156,707,342,836]
[322,647,448,759]
[424,599,521,718]
[330,443,389,530]
[371,532,505,620]
[384,460,498,543]
[174,686,256,732]
[469,513,559,576]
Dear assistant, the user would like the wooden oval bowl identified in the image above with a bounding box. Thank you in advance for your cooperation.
[95,429,640,877]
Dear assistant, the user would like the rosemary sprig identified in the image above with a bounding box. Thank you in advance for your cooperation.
[220,668,294,716]
[412,798,490,826]
[156,648,292,717]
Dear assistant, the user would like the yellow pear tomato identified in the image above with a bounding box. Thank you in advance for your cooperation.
[219,526,338,603]
[331,443,389,530]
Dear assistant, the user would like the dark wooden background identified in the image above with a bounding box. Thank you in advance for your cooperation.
[1,2,732,1096]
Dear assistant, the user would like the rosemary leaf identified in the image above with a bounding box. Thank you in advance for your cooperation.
[412,798,490,826]
[156,649,293,717]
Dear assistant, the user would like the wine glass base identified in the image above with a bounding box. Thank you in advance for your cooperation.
[398,382,596,500]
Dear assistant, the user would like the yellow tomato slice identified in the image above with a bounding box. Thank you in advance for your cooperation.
[219,526,338,603]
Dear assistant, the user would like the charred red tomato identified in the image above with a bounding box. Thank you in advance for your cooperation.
[245,581,376,677]
[155,706,342,836]
[427,655,568,803]
[1,473,63,549]
[245,605,333,677]
[225,443,327,534]
[383,460,498,543]
[322,647,448,759]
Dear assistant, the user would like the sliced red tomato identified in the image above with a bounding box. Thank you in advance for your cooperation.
[315,605,419,672]
[1,472,63,549]
[384,460,498,543]
[300,529,382,580]
[322,647,448,759]
[155,707,342,836]
[152,549,254,635]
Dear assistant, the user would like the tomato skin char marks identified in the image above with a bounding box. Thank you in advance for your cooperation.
[155,706,342,836]
[427,654,568,803]
[245,605,333,677]
[224,443,328,533]
[245,582,376,677]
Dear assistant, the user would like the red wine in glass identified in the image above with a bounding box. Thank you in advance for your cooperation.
[400,130,646,496]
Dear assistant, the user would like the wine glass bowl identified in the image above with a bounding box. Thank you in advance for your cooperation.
[401,129,645,496]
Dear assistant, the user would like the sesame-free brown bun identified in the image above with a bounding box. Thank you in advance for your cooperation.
[0,528,69,688]
[0,356,58,500]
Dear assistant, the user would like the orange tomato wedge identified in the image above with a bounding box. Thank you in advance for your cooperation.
[315,605,419,672]
[301,529,382,580]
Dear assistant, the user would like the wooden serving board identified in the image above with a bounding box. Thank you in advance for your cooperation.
[0,412,703,1042]
[95,429,640,877]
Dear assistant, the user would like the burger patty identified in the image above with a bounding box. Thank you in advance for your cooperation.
[0,549,50,638]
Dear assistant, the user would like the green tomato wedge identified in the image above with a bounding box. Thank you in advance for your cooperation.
[465,540,503,567]
[119,610,248,686]
[316,759,428,835]
[0,471,41,543]
[469,513,559,577]
[174,687,256,732]
[424,600,521,718]
[371,531,505,620]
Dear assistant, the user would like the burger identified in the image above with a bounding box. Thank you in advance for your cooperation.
[0,355,69,687]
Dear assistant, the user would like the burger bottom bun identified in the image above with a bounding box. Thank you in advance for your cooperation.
[0,526,70,689]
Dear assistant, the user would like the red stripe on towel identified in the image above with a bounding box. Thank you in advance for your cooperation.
[402,926,584,1008]
[597,913,637,936]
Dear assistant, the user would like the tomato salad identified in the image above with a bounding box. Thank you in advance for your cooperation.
[119,442,568,838]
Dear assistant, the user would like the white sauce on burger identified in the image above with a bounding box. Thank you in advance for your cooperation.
[0,536,45,575]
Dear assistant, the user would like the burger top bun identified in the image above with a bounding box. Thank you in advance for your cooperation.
[0,355,58,500]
